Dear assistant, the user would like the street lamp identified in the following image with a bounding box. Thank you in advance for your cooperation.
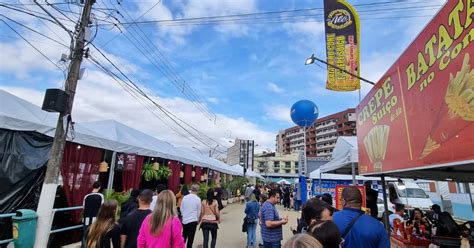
[305,53,375,85]
[192,146,204,156]
[209,144,219,157]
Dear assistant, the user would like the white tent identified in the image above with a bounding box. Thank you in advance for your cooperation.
[230,164,265,179]
[0,90,237,174]
[276,179,291,184]
[318,136,358,174]
[309,168,388,181]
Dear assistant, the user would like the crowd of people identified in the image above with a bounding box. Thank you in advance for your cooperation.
[82,181,469,248]
[82,181,223,248]
[249,185,390,248]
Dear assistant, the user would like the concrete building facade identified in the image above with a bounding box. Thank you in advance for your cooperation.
[226,139,255,171]
[254,152,299,179]
[275,108,357,158]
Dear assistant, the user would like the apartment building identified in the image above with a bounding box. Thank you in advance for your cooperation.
[254,152,299,178]
[226,139,255,170]
[275,108,356,158]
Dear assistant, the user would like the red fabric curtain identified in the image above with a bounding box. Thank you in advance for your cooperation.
[194,166,202,183]
[60,142,103,222]
[122,155,144,191]
[184,164,192,185]
[167,161,181,193]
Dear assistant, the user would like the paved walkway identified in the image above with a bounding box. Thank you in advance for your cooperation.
[61,202,300,248]
[192,202,300,248]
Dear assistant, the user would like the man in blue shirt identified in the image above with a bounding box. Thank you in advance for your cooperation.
[260,189,288,248]
[332,186,390,248]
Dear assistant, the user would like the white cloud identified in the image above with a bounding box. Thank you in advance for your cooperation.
[264,104,292,124]
[207,97,219,104]
[267,82,284,93]
[1,68,275,154]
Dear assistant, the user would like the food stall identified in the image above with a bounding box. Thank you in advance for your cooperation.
[356,0,473,246]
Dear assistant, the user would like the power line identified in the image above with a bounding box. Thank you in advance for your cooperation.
[0,14,69,48]
[100,0,161,46]
[88,54,227,151]
[95,1,441,26]
[1,18,66,76]
[100,1,219,126]
[88,43,228,151]
[0,3,75,25]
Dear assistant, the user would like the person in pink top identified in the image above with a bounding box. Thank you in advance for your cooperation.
[137,190,185,248]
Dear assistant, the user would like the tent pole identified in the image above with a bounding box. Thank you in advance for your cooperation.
[351,162,356,185]
[319,171,322,193]
[107,151,116,190]
[381,175,390,236]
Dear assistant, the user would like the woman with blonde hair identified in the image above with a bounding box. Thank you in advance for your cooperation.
[85,200,120,248]
[137,190,185,248]
[283,234,323,248]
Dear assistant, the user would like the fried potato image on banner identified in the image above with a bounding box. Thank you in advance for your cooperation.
[363,125,390,172]
[420,53,474,158]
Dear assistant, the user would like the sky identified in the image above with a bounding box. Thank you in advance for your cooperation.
[0,0,446,155]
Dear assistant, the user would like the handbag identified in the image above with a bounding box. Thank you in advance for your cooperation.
[242,218,248,233]
[244,217,255,224]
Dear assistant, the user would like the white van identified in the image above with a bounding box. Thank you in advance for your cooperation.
[376,181,433,217]
[387,181,433,211]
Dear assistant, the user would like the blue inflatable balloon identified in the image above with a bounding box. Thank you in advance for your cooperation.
[290,100,319,127]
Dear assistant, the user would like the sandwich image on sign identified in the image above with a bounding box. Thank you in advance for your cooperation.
[421,53,474,158]
[363,125,390,173]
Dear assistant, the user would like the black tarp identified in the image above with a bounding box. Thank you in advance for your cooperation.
[0,128,52,242]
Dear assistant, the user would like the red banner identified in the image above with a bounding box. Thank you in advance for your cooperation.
[335,185,366,210]
[357,0,473,175]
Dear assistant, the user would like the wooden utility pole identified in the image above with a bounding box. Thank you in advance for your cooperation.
[35,1,95,247]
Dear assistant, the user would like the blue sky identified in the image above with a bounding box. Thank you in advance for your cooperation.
[0,0,445,154]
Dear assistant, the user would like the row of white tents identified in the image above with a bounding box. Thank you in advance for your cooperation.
[0,89,263,178]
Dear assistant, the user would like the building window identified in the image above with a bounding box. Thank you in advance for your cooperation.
[274,162,280,168]
[285,169,291,174]
[285,162,291,168]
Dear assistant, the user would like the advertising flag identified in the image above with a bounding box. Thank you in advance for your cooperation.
[323,0,360,91]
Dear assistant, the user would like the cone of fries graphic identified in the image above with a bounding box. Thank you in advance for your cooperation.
[420,53,474,158]
[364,125,390,172]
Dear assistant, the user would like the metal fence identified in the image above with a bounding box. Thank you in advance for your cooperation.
[0,213,15,245]
[0,206,83,245]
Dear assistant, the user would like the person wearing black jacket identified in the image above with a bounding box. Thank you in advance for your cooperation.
[120,189,139,219]
[253,185,261,202]
[215,183,224,210]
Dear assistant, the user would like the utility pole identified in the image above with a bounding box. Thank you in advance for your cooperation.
[35,1,95,247]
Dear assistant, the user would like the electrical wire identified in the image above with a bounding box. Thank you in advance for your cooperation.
[87,56,209,148]
[100,0,161,46]
[95,1,441,26]
[88,43,228,151]
[88,54,227,151]
[101,1,219,126]
[1,18,66,77]
[0,14,69,48]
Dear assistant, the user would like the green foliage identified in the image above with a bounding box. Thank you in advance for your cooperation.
[156,166,172,180]
[142,163,158,181]
[103,189,131,218]
[198,183,209,200]
[141,163,172,181]
[226,177,248,196]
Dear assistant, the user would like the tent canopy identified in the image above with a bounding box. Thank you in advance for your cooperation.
[276,179,291,184]
[0,90,237,174]
[309,168,395,181]
[319,136,358,174]
[229,164,264,179]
